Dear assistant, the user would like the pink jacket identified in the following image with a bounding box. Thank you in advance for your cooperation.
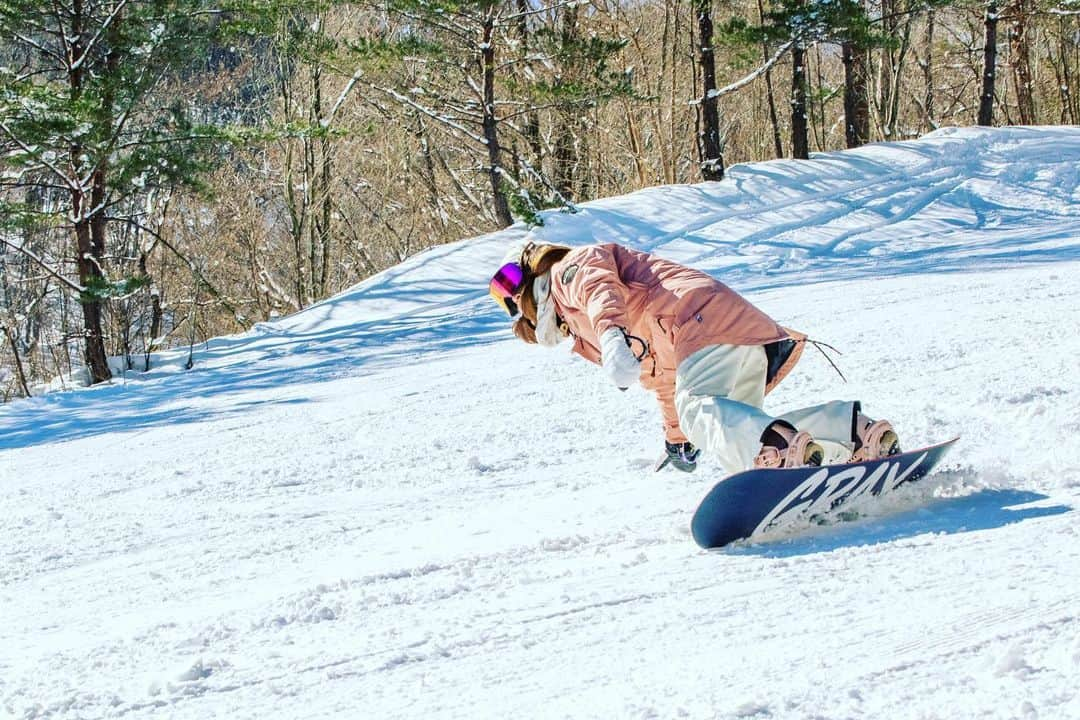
[548,244,805,443]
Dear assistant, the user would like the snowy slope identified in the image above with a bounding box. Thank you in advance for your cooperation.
[2,126,1080,720]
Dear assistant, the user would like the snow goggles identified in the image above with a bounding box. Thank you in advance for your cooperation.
[488,262,526,317]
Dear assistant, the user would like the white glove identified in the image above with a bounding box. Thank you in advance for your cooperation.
[600,327,641,389]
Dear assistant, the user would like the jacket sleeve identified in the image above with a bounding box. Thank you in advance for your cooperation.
[642,371,689,445]
[564,245,629,337]
[659,387,689,445]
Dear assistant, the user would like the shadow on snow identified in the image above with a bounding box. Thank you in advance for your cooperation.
[3,127,1079,451]
[0,272,509,451]
[726,489,1072,558]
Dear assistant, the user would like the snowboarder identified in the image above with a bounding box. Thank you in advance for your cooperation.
[488,240,901,476]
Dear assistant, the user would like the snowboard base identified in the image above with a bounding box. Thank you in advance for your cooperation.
[691,438,959,549]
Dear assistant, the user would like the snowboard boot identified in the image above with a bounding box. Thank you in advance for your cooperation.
[753,420,824,469]
[850,412,901,462]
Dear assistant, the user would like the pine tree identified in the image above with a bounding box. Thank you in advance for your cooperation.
[725,0,883,154]
[0,0,229,383]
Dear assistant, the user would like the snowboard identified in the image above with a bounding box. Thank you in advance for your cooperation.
[690,437,959,549]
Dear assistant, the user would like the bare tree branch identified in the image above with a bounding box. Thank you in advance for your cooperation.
[0,237,84,293]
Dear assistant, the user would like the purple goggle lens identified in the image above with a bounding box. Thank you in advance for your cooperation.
[488,262,525,316]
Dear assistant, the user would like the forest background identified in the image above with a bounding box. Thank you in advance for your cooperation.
[1,0,1077,397]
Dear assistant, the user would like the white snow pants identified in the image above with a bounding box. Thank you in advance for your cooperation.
[674,344,857,475]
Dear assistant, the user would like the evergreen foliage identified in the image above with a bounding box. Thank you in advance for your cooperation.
[0,0,261,382]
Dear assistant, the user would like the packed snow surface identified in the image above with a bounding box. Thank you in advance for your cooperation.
[2,126,1080,719]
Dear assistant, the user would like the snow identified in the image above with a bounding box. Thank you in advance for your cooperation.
[2,126,1080,719]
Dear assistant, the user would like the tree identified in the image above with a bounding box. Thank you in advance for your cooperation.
[340,0,631,225]
[550,4,584,197]
[0,0,226,383]
[269,7,345,308]
[1005,0,1036,123]
[842,39,871,147]
[791,28,810,158]
[344,0,530,227]
[728,0,880,156]
[515,4,633,204]
[978,0,1000,124]
[1046,3,1080,124]
[694,0,725,179]
[921,7,937,131]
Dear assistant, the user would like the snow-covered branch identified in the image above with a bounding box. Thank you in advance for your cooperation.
[691,40,794,104]
[70,0,132,71]
[393,9,473,45]
[0,120,79,191]
[0,236,84,293]
[368,83,487,146]
[504,0,587,23]
[12,31,67,65]
[326,69,363,127]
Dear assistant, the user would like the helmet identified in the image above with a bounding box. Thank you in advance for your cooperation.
[487,240,571,317]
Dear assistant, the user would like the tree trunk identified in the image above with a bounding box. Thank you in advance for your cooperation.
[69,0,111,384]
[694,0,724,180]
[552,129,575,200]
[923,10,936,130]
[4,325,32,397]
[481,14,513,228]
[791,42,810,159]
[842,40,870,148]
[978,2,999,126]
[148,283,162,365]
[308,57,332,299]
[318,130,332,295]
[75,249,112,382]
[811,47,827,152]
[414,117,450,230]
[553,5,581,198]
[624,102,649,185]
[764,69,784,158]
[654,0,675,184]
[874,0,913,140]
[756,0,784,158]
[1049,21,1078,124]
[515,0,542,166]
[278,43,307,309]
[878,0,896,136]
[1005,0,1035,124]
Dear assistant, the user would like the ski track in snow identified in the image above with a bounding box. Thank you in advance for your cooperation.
[2,126,1080,719]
